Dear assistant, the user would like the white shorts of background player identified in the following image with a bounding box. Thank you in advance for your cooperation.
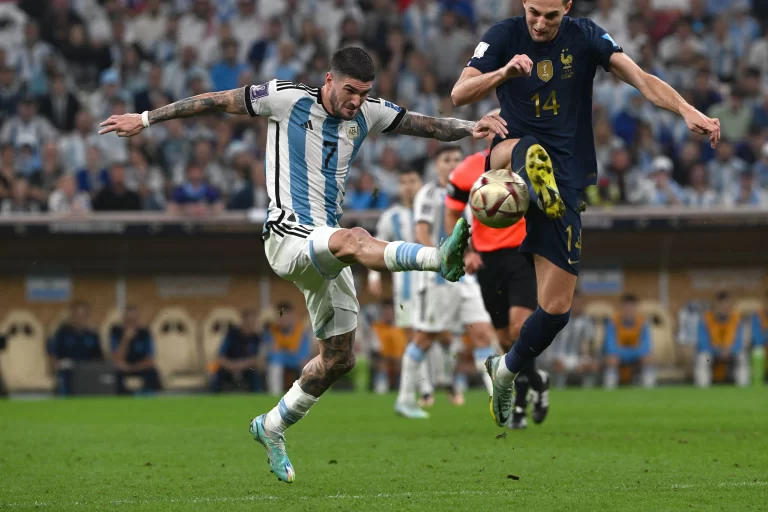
[412,272,491,333]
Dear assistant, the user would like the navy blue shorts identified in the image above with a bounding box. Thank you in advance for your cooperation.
[519,184,583,276]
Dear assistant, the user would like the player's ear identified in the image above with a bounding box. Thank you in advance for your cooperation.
[325,71,333,87]
[564,0,572,14]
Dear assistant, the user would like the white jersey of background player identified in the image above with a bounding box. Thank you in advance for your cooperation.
[368,169,423,328]
[99,47,506,482]
[394,145,498,419]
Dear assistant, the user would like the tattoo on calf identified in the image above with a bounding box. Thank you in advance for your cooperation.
[299,331,357,397]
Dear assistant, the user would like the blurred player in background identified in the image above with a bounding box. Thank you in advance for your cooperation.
[695,291,748,388]
[548,290,598,388]
[444,120,549,429]
[99,46,506,482]
[451,0,720,427]
[394,145,497,420]
[603,294,655,389]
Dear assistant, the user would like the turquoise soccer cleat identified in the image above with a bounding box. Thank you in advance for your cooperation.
[249,414,295,483]
[485,355,515,428]
[394,402,430,419]
[438,217,470,282]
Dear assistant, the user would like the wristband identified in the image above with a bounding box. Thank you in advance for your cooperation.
[141,111,150,128]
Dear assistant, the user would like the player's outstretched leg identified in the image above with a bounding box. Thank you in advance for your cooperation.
[329,219,470,282]
[251,330,357,483]
[511,136,565,220]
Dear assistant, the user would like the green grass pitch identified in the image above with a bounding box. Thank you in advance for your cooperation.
[1,387,766,511]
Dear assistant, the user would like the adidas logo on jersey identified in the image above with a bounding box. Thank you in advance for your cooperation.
[301,120,314,130]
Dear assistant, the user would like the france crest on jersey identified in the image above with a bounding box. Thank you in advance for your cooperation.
[243,80,407,229]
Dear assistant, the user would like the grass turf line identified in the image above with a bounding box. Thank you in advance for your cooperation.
[0,387,765,511]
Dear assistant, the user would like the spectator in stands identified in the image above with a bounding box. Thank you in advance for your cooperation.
[371,300,408,394]
[75,145,109,195]
[210,38,248,92]
[231,0,264,63]
[119,45,151,96]
[549,291,597,388]
[427,9,473,90]
[0,176,43,214]
[131,0,168,56]
[708,88,753,143]
[683,163,718,207]
[659,16,705,65]
[695,290,748,387]
[210,308,264,393]
[402,0,440,52]
[741,68,763,108]
[134,64,173,115]
[28,142,63,203]
[346,170,390,210]
[228,155,268,210]
[163,45,208,101]
[724,169,765,207]
[264,302,312,395]
[750,290,768,382]
[111,305,162,395]
[59,23,113,94]
[0,95,57,149]
[248,17,282,73]
[603,294,655,389]
[157,119,190,175]
[48,173,91,214]
[261,40,302,83]
[38,74,81,133]
[127,148,166,211]
[169,162,223,215]
[691,69,722,115]
[753,142,768,188]
[630,156,684,206]
[152,12,181,64]
[706,15,738,83]
[707,139,748,194]
[0,65,23,125]
[57,110,97,172]
[15,20,53,85]
[93,162,141,211]
[48,300,103,396]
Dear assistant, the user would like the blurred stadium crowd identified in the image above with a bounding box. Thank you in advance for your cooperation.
[1,0,768,215]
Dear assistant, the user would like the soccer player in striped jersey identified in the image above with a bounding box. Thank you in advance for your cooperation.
[394,145,498,419]
[99,47,507,483]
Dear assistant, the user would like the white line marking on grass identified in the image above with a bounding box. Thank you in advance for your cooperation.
[1,482,764,509]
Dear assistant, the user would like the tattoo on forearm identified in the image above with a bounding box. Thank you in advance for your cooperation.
[394,112,475,141]
[299,331,356,397]
[148,88,247,124]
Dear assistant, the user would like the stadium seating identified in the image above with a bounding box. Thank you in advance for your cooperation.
[0,310,53,392]
[150,307,205,390]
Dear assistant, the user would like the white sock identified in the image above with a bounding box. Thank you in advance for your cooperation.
[604,367,618,390]
[384,242,440,272]
[266,363,284,395]
[397,342,425,406]
[264,381,318,435]
[734,352,748,387]
[694,352,712,388]
[473,345,496,394]
[582,374,596,388]
[496,354,518,386]
[641,365,656,388]
[440,342,457,387]
[374,370,389,394]
[419,360,434,396]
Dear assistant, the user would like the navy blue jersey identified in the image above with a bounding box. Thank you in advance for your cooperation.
[219,326,261,360]
[468,16,623,189]
[110,326,154,364]
[48,324,103,362]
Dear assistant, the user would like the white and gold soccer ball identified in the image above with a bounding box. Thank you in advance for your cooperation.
[469,169,530,228]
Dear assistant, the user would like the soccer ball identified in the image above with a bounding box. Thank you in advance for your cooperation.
[469,169,530,228]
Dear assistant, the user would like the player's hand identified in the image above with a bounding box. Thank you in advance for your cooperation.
[472,112,507,140]
[99,114,145,137]
[502,54,533,79]
[682,106,720,148]
[464,251,483,274]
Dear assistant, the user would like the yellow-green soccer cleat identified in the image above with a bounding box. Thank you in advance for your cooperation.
[437,218,470,282]
[249,414,295,483]
[525,144,566,220]
[485,355,515,428]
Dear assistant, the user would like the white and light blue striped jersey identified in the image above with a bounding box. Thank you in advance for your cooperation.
[244,80,407,229]
[375,203,416,302]
[413,181,449,247]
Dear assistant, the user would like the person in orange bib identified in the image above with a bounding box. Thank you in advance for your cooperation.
[695,291,748,387]
[444,128,549,429]
[602,294,655,389]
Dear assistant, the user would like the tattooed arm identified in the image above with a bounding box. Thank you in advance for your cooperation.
[298,331,357,398]
[392,111,508,141]
[98,88,248,137]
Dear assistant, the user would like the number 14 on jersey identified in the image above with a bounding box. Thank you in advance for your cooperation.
[531,91,560,118]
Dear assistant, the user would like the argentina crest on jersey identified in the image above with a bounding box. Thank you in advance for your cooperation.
[346,122,360,140]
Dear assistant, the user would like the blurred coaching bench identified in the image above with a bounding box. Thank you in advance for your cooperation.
[0,306,277,395]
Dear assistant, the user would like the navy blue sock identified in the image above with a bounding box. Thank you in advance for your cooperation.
[504,307,570,374]
[511,135,539,202]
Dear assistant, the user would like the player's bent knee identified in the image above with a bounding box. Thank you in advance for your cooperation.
[330,227,372,260]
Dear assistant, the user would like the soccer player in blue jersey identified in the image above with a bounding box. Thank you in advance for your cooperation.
[451,0,721,427]
[99,47,506,483]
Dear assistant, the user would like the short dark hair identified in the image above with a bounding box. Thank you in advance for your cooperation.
[399,168,421,177]
[330,47,375,82]
[434,145,463,159]
[621,294,638,304]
